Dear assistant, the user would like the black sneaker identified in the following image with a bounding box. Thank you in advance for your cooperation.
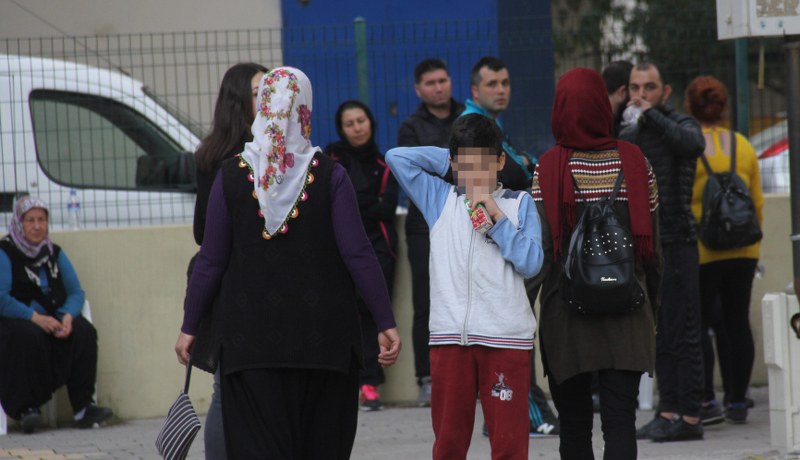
[19,407,41,434]
[700,401,725,426]
[725,402,748,424]
[650,418,704,442]
[723,395,755,408]
[75,405,113,429]
[636,414,673,440]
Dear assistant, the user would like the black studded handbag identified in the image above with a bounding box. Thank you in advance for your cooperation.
[560,170,645,315]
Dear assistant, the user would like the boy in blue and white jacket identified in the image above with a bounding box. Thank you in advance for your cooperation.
[386,114,543,460]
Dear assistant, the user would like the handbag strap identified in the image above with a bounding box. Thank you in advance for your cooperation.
[183,363,192,395]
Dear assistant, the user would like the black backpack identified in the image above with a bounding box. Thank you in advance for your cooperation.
[698,132,762,250]
[561,170,645,315]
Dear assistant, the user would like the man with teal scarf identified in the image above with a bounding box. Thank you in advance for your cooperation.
[461,56,533,192]
[465,56,559,439]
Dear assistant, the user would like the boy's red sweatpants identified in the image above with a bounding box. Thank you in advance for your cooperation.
[430,345,531,460]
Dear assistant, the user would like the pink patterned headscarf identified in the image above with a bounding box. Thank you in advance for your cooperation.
[239,67,318,237]
[7,195,54,261]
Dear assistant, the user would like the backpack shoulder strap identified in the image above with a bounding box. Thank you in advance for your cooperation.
[570,162,582,200]
[729,130,737,179]
[608,169,625,204]
[699,151,714,176]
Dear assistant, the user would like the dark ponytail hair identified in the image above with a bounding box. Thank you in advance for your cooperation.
[195,62,268,173]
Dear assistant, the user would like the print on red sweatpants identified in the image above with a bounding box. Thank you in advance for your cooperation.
[430,345,531,460]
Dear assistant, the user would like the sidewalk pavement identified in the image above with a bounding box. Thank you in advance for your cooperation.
[0,386,794,459]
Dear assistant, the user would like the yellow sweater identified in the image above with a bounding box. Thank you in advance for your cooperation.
[691,127,764,264]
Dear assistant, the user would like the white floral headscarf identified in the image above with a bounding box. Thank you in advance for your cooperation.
[240,67,318,237]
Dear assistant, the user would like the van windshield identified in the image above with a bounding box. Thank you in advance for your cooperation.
[30,89,197,192]
[142,86,206,140]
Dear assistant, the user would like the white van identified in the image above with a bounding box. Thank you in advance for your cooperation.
[0,54,202,232]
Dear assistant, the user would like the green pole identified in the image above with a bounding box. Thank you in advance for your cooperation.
[354,16,369,105]
[735,38,750,136]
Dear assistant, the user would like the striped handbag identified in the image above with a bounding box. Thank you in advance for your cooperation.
[155,364,202,460]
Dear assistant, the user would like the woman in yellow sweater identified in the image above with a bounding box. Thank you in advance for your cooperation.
[685,75,764,425]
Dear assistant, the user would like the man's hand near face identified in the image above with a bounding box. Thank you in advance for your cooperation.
[628,96,653,113]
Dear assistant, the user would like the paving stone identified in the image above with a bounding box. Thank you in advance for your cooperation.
[0,386,786,459]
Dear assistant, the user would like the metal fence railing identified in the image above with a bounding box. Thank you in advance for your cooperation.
[0,8,792,230]
[0,30,283,230]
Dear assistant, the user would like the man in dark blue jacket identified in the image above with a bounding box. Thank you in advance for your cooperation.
[397,58,464,407]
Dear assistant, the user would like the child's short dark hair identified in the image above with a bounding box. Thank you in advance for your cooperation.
[449,114,503,158]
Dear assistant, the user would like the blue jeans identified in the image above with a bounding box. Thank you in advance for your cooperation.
[205,370,225,459]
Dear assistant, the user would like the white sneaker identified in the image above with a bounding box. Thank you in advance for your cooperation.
[417,377,432,407]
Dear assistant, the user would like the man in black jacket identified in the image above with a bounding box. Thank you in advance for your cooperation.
[621,62,707,443]
[397,58,464,406]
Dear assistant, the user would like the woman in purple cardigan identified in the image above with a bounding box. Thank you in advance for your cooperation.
[175,67,401,458]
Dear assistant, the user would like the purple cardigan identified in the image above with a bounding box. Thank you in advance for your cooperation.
[182,163,396,336]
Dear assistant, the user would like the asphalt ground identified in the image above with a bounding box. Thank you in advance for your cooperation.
[1,386,796,459]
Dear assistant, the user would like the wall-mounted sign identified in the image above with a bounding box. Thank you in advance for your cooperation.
[718,1,800,39]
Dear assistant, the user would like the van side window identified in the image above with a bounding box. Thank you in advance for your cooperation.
[29,90,196,191]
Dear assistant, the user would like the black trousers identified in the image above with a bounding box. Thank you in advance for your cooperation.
[407,232,431,384]
[549,369,641,460]
[525,282,557,422]
[221,364,359,460]
[0,315,97,419]
[700,258,757,404]
[655,243,705,417]
[358,242,395,387]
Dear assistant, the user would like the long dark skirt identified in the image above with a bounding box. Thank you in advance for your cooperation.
[221,363,359,459]
[0,315,98,419]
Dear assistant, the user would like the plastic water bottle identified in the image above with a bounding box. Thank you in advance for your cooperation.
[67,189,80,230]
[621,105,643,126]
[638,373,654,410]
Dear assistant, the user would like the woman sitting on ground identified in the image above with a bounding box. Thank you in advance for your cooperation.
[0,196,113,433]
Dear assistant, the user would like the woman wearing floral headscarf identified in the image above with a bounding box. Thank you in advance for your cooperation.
[0,196,113,434]
[175,67,401,457]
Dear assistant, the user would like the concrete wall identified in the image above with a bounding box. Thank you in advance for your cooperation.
[48,194,792,420]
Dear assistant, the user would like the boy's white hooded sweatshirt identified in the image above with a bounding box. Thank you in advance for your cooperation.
[386,146,544,350]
